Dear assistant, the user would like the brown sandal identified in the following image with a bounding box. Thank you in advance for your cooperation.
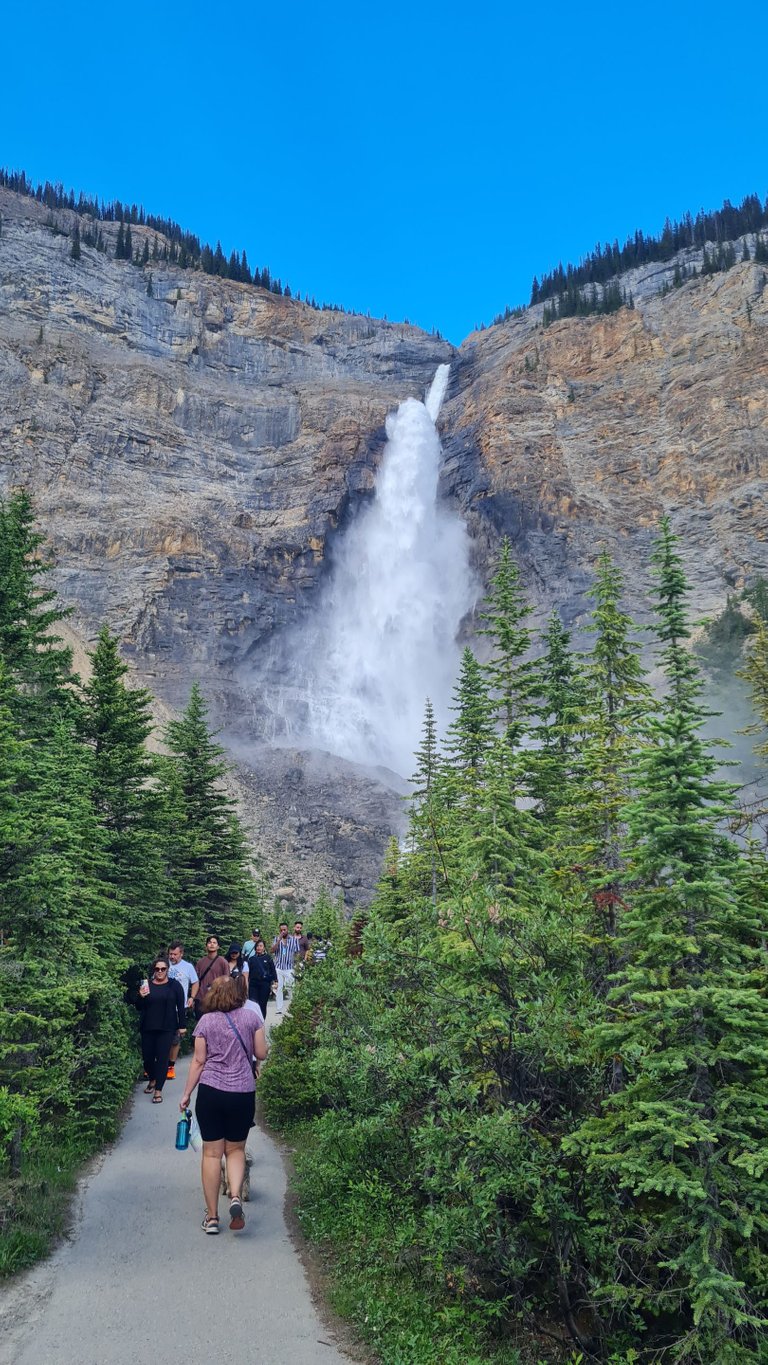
[144,1083,155,1094]
[152,1092,163,1103]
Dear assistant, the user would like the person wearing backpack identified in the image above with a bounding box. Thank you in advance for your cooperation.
[193,936,230,1019]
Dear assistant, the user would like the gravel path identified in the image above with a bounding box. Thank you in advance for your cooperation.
[0,1054,354,1365]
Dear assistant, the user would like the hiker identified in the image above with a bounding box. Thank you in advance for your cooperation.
[246,937,277,1024]
[138,954,186,1102]
[241,928,261,961]
[166,941,199,1079]
[179,974,268,1235]
[271,919,310,1014]
[226,943,249,983]
[194,935,230,1017]
[271,922,294,1014]
[305,931,329,964]
[292,919,310,960]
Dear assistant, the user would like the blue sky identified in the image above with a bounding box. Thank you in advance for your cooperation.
[2,1,765,343]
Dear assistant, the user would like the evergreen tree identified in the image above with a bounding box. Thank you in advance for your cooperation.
[406,697,459,903]
[443,648,495,794]
[80,626,153,832]
[737,619,768,757]
[528,610,586,827]
[568,551,649,973]
[568,520,768,1356]
[70,222,81,261]
[478,537,534,748]
[0,662,37,948]
[157,683,253,946]
[79,627,169,961]
[0,490,75,730]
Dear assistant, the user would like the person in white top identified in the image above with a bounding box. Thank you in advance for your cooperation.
[166,941,199,1078]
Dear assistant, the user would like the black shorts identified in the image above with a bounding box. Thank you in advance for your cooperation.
[195,1083,255,1142]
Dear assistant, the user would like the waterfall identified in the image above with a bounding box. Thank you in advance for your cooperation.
[257,364,477,777]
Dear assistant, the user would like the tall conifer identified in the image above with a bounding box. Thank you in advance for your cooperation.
[479,537,534,747]
[79,626,169,960]
[568,520,768,1355]
[157,683,253,946]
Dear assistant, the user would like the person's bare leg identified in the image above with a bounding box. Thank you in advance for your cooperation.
[201,1139,225,1218]
[224,1140,246,1201]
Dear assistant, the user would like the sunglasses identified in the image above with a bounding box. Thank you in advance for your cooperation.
[154,966,168,973]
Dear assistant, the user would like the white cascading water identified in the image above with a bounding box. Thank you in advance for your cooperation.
[259,364,477,776]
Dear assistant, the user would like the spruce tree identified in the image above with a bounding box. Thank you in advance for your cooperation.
[79,626,169,961]
[0,490,75,730]
[528,610,586,827]
[157,683,253,946]
[568,552,649,972]
[568,520,768,1356]
[406,698,445,901]
[478,537,534,747]
[442,648,495,829]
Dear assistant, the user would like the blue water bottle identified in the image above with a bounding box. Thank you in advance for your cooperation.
[175,1108,191,1150]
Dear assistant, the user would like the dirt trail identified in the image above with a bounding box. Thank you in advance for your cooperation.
[0,1055,355,1365]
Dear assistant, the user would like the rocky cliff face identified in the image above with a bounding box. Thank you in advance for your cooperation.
[2,186,768,903]
[440,250,768,624]
[0,187,451,903]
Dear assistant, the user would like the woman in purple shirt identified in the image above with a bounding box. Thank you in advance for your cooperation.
[180,974,267,1235]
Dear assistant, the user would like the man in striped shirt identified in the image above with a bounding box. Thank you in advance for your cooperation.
[271,921,308,1015]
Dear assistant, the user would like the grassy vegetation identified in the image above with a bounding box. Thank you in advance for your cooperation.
[0,1143,85,1276]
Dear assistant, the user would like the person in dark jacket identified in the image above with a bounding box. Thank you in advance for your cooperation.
[138,955,186,1102]
[247,938,277,1025]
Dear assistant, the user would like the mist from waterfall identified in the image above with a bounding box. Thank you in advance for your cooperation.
[257,364,477,777]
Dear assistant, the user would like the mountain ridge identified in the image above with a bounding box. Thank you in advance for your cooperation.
[2,180,767,901]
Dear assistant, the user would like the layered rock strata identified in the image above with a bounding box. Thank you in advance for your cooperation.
[2,185,768,899]
[441,253,768,623]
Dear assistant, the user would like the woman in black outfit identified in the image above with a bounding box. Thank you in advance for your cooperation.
[247,938,277,1025]
[226,943,249,983]
[138,955,186,1102]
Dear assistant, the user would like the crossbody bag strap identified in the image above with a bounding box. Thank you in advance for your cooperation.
[223,1012,255,1072]
[197,960,214,987]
